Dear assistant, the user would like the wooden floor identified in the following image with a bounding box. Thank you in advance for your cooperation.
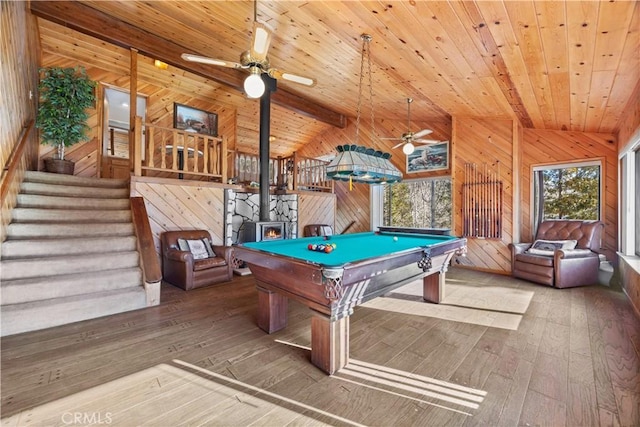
[1,268,639,426]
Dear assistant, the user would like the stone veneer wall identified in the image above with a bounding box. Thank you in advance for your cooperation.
[224,190,298,245]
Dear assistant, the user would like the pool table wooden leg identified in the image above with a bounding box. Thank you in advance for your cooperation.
[423,271,445,303]
[256,285,288,333]
[311,311,349,375]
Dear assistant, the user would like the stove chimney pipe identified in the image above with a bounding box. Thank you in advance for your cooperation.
[259,75,277,222]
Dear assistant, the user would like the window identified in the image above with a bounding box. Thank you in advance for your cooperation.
[635,147,640,256]
[375,178,452,229]
[619,135,640,257]
[532,161,602,228]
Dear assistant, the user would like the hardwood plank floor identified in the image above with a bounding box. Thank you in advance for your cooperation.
[1,268,639,426]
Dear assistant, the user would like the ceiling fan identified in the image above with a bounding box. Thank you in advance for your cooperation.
[181,0,316,99]
[382,98,441,154]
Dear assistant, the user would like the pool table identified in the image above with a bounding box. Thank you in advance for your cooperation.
[234,228,467,374]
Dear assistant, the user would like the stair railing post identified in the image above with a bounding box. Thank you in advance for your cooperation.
[134,116,143,177]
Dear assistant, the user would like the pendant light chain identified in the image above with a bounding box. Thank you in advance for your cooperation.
[325,33,402,185]
[354,35,369,145]
[367,37,376,141]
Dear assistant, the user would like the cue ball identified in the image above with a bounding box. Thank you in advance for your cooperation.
[393,236,398,241]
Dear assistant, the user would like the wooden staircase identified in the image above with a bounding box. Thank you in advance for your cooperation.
[0,171,155,336]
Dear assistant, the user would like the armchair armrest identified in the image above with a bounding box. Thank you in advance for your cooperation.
[508,242,532,255]
[554,248,600,288]
[556,248,597,259]
[165,249,194,263]
[212,245,233,262]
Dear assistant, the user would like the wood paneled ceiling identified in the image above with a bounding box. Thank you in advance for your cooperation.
[31,1,639,157]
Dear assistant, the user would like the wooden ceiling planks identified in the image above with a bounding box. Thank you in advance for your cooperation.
[30,0,640,154]
[566,1,600,132]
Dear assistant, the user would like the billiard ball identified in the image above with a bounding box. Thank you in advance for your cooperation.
[393,236,398,241]
[308,244,313,250]
[324,245,333,253]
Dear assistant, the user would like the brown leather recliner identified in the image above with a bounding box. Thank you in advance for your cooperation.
[161,230,233,291]
[508,220,604,288]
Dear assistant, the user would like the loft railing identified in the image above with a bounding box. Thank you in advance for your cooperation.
[229,151,332,193]
[131,116,328,191]
[133,116,227,181]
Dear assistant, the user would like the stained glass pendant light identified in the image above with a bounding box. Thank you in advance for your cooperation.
[326,35,402,185]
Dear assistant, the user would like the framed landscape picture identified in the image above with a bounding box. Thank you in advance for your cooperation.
[406,141,449,173]
[173,103,218,136]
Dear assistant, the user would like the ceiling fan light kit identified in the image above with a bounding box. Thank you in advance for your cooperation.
[383,97,441,152]
[402,142,415,155]
[180,1,315,99]
[326,34,402,185]
[244,66,266,98]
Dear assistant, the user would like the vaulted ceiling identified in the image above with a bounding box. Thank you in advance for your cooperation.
[31,1,639,157]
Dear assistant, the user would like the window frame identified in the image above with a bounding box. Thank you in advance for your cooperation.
[618,130,640,256]
[530,158,604,233]
[370,176,453,231]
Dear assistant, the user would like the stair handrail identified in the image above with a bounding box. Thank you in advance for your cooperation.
[130,197,162,304]
[1,120,35,205]
[1,120,37,242]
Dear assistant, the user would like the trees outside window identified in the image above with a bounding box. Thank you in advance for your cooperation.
[382,179,451,229]
[533,161,601,228]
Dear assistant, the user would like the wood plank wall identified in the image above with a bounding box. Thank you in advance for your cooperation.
[520,129,618,261]
[452,117,515,273]
[130,177,227,256]
[297,192,337,236]
[0,2,41,241]
[37,19,239,178]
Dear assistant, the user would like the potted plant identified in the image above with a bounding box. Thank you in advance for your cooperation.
[37,66,96,174]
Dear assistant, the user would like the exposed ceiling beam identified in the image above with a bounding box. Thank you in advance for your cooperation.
[459,2,534,128]
[30,1,346,129]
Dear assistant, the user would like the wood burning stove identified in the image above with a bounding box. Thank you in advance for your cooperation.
[243,221,285,242]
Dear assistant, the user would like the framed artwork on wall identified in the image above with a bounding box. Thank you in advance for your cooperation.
[173,103,218,136]
[406,141,449,173]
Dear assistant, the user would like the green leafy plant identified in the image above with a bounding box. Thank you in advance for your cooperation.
[36,66,96,160]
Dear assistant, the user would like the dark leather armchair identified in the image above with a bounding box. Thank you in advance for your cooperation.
[303,224,333,237]
[508,220,604,288]
[161,230,233,291]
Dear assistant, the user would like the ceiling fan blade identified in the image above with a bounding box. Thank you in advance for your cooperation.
[267,69,316,87]
[414,139,441,144]
[250,21,272,62]
[181,53,244,69]
[392,142,405,149]
[413,129,433,139]
[380,137,401,141]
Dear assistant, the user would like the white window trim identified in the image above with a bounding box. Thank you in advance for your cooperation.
[370,177,453,231]
[530,159,604,232]
[618,128,640,256]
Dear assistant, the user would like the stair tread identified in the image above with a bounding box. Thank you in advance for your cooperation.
[2,287,146,309]
[20,182,129,199]
[1,267,142,286]
[23,171,129,188]
[1,250,139,264]
[3,235,136,244]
